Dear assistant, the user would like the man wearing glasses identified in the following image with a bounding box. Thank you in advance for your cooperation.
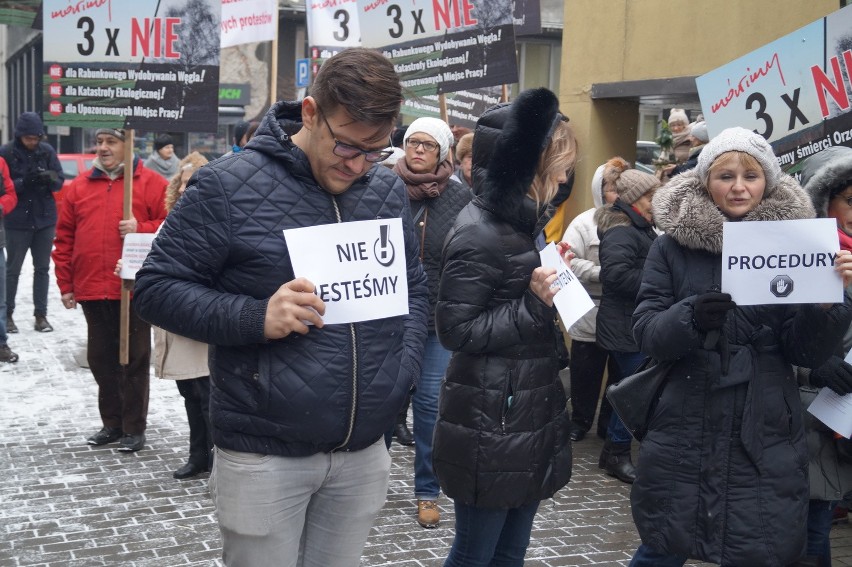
[133,48,428,566]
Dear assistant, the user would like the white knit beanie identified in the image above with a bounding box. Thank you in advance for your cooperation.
[690,121,709,143]
[696,127,781,189]
[404,117,454,162]
[668,108,688,126]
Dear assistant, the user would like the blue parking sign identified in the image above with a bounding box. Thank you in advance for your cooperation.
[296,59,310,88]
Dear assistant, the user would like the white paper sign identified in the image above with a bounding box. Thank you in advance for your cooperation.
[120,233,157,279]
[538,243,594,329]
[807,388,852,438]
[721,218,842,305]
[283,218,409,325]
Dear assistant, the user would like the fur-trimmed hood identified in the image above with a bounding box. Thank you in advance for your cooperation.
[799,146,852,218]
[595,200,651,235]
[472,88,563,231]
[653,169,815,254]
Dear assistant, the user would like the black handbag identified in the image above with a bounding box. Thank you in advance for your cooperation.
[605,358,673,441]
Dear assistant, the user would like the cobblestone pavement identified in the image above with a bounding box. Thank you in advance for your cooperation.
[2,259,851,566]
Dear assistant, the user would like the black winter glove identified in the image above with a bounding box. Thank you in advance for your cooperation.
[692,292,736,332]
[810,356,852,396]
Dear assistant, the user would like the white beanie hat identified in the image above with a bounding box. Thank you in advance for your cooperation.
[696,127,781,189]
[690,121,709,143]
[668,108,688,126]
[404,117,454,162]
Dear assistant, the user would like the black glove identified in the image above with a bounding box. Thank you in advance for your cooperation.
[692,292,736,332]
[811,356,852,396]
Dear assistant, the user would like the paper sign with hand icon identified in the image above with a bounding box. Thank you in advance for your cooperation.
[722,218,842,305]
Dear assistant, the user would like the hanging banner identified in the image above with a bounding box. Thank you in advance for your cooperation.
[357,0,518,97]
[402,86,502,127]
[696,4,852,175]
[220,0,277,48]
[42,0,221,132]
[513,0,541,37]
[306,0,361,79]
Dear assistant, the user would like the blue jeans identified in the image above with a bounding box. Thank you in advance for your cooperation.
[6,225,55,316]
[608,350,646,444]
[413,330,450,500]
[0,248,7,345]
[211,438,391,567]
[628,544,687,566]
[807,499,837,565]
[444,500,540,567]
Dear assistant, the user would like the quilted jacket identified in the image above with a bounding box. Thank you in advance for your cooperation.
[53,157,167,300]
[631,169,851,566]
[432,88,572,509]
[409,178,471,329]
[133,100,429,457]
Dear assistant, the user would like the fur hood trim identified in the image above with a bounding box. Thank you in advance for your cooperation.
[653,170,815,254]
[595,203,633,234]
[799,146,852,218]
[473,88,562,223]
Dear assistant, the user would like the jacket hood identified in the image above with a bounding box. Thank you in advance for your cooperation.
[595,199,651,235]
[472,88,563,228]
[250,100,302,151]
[591,164,606,209]
[799,146,852,218]
[652,170,814,254]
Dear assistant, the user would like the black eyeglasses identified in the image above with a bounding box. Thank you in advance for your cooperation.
[838,195,852,207]
[316,104,393,163]
[405,138,439,152]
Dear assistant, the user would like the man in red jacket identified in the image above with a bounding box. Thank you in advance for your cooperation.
[0,156,18,362]
[53,128,167,452]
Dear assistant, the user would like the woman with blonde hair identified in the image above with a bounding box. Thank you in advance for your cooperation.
[433,88,576,567]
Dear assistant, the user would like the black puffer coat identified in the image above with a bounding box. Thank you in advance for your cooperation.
[595,200,656,353]
[0,139,63,230]
[133,101,429,457]
[631,170,852,566]
[433,88,572,509]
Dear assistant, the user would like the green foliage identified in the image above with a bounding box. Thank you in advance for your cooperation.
[656,119,673,153]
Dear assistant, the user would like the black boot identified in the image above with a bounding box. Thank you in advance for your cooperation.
[393,422,414,446]
[600,440,637,484]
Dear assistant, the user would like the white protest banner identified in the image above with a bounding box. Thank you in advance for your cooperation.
[696,4,852,171]
[721,218,842,305]
[357,0,518,97]
[220,0,277,48]
[120,233,157,280]
[538,243,594,329]
[283,218,409,325]
[306,0,361,79]
[42,0,221,132]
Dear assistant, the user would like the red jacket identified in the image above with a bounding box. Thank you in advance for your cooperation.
[53,158,167,300]
[0,157,18,216]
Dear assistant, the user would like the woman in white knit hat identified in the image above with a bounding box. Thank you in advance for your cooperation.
[627,127,852,566]
[392,116,471,529]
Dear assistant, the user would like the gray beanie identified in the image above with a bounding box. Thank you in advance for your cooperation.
[690,121,709,143]
[615,169,660,204]
[696,127,781,189]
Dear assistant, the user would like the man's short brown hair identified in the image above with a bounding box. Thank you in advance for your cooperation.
[311,48,403,127]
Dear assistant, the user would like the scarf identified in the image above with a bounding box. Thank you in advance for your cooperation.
[93,157,125,181]
[839,227,852,252]
[394,158,454,201]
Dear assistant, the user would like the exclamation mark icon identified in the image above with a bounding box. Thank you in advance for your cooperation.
[379,225,389,260]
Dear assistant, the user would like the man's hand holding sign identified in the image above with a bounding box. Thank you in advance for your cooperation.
[264,278,326,339]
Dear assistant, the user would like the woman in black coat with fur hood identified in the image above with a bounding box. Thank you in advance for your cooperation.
[433,88,576,566]
[629,127,852,567]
